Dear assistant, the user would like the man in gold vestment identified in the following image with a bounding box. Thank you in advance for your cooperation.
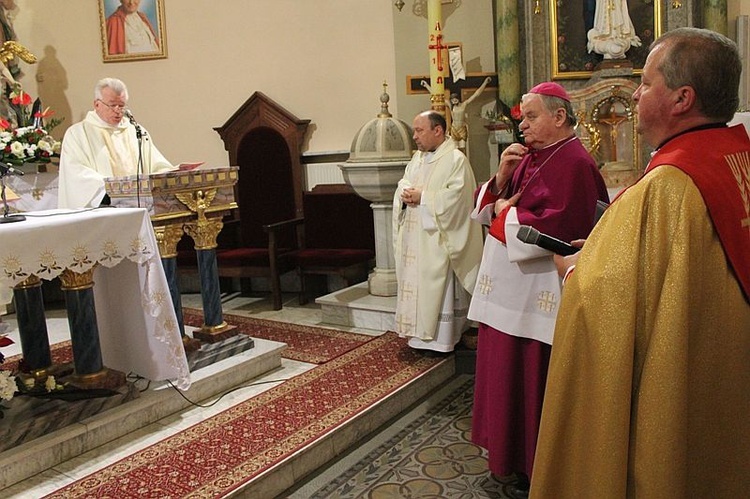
[531,28,750,498]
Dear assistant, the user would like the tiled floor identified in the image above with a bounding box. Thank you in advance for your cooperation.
[0,291,520,498]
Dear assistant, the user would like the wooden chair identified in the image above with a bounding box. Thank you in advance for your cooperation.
[213,218,303,310]
[293,184,375,304]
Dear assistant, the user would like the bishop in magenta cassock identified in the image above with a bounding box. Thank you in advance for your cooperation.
[469,82,609,489]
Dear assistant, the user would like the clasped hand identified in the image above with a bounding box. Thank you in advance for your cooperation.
[553,239,586,277]
[494,192,521,216]
[401,187,422,207]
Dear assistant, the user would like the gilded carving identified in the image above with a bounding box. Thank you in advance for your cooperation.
[154,223,185,258]
[183,218,224,250]
[13,274,41,290]
[59,268,95,291]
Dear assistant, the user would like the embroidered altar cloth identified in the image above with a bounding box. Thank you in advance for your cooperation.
[0,207,191,389]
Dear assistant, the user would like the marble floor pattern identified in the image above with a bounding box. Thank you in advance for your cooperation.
[0,291,523,498]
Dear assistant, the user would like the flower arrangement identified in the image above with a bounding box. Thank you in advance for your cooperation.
[0,370,17,418]
[0,334,16,419]
[0,334,65,419]
[483,99,523,142]
[0,83,62,166]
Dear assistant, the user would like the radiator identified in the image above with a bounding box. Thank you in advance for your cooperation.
[304,162,346,190]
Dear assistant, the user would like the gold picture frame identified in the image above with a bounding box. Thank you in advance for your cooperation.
[550,0,661,80]
[99,0,167,63]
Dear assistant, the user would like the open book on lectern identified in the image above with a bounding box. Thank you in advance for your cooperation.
[176,162,205,171]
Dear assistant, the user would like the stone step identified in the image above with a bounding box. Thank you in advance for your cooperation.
[231,355,457,498]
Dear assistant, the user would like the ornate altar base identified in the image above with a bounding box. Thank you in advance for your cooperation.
[0,376,140,454]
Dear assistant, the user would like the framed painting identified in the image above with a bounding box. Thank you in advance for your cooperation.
[550,0,662,79]
[99,0,167,62]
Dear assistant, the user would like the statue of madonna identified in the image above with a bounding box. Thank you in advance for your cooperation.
[587,0,641,60]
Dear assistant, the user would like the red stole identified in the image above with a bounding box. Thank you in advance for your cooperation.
[648,125,750,301]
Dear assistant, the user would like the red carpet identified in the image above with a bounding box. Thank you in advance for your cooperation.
[182,309,371,364]
[2,340,73,372]
[3,312,369,372]
[46,332,441,498]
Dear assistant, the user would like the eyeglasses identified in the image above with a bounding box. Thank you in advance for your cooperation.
[97,99,127,112]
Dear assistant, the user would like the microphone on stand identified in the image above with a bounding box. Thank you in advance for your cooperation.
[124,109,145,138]
[516,225,579,256]
[124,109,146,206]
[0,161,25,176]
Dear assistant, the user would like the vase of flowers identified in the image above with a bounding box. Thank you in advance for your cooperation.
[482,99,523,143]
[0,335,17,419]
[0,83,61,170]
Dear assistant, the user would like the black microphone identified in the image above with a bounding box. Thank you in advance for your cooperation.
[0,161,24,176]
[124,109,137,125]
[124,109,146,139]
[516,225,579,256]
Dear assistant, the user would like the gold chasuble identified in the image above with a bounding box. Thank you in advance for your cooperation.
[531,130,750,497]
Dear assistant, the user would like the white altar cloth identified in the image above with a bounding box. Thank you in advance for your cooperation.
[0,207,191,389]
[5,171,59,212]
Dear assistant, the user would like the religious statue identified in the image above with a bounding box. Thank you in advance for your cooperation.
[587,0,641,60]
[0,0,16,122]
[421,76,492,150]
[0,0,19,79]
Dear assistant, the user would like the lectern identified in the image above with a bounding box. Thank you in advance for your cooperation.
[105,166,239,343]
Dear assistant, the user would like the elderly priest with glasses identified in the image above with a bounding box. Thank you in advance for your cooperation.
[58,77,174,209]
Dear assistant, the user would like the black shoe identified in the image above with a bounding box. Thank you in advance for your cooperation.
[507,474,529,498]
[506,483,529,498]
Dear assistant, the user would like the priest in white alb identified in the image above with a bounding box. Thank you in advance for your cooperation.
[58,77,173,209]
[392,110,484,353]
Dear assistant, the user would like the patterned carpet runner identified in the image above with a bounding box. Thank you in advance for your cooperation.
[46,332,442,498]
[2,311,370,371]
[2,340,73,372]
[182,309,370,364]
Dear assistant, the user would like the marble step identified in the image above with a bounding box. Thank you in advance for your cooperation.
[231,354,456,498]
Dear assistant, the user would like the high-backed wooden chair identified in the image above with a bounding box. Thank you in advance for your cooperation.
[210,92,310,310]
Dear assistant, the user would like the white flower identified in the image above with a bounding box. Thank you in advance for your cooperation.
[10,140,26,159]
[37,139,53,154]
[44,375,57,392]
[0,370,17,401]
[13,125,34,136]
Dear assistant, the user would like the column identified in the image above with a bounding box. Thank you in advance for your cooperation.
[60,268,102,376]
[154,223,188,337]
[12,275,51,377]
[494,0,521,114]
[367,203,397,296]
[183,215,237,343]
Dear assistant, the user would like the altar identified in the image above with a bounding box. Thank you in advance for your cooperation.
[0,207,191,390]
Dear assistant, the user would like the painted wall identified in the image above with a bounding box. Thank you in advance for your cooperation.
[9,0,496,176]
[19,2,750,180]
[11,0,400,168]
